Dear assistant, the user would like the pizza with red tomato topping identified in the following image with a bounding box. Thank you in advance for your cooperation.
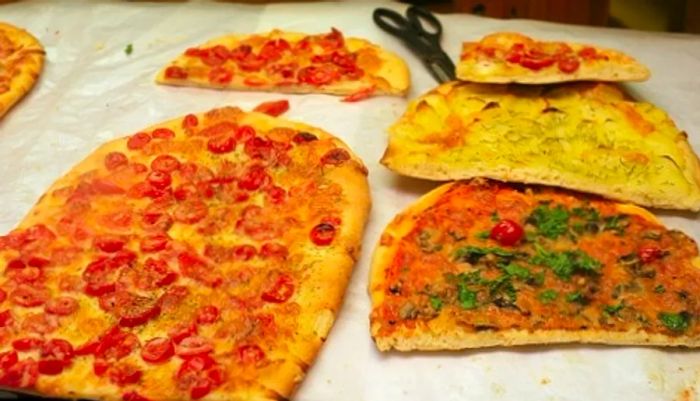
[156,28,410,101]
[0,106,370,400]
[457,32,649,84]
[370,179,700,351]
[0,22,44,120]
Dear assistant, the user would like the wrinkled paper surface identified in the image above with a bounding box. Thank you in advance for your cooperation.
[1,1,700,400]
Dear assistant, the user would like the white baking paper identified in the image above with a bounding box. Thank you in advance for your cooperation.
[1,1,700,400]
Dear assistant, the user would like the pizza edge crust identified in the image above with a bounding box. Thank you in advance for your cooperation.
[0,22,45,119]
[10,107,370,401]
[368,180,699,352]
[455,32,650,83]
[154,30,410,97]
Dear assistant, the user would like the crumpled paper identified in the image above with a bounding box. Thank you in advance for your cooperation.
[1,1,700,400]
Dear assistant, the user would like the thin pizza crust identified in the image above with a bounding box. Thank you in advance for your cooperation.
[380,81,700,211]
[1,107,371,401]
[457,32,650,84]
[156,30,410,97]
[369,180,700,351]
[0,22,44,120]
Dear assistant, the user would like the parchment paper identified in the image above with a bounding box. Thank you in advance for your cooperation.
[1,1,700,400]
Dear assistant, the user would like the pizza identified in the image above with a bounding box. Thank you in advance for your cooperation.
[370,179,700,351]
[380,81,700,211]
[0,22,44,120]
[156,28,410,102]
[457,32,649,84]
[0,106,371,400]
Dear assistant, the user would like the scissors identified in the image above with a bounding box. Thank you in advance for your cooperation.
[373,5,456,83]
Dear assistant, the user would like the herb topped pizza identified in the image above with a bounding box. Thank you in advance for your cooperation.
[381,81,700,211]
[0,106,370,400]
[0,22,44,120]
[156,28,410,102]
[457,32,649,84]
[370,179,700,351]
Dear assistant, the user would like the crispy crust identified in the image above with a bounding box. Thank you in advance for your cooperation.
[0,22,44,120]
[1,107,371,400]
[369,180,700,351]
[457,32,650,84]
[156,30,410,97]
[380,81,700,211]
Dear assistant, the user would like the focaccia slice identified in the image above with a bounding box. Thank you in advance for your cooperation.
[0,106,371,400]
[381,81,700,211]
[0,22,44,120]
[370,179,700,351]
[156,28,410,101]
[457,32,649,84]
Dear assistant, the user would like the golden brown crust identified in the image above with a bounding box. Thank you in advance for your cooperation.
[457,32,650,84]
[0,22,44,120]
[380,81,700,211]
[369,179,700,351]
[1,107,370,400]
[156,30,410,97]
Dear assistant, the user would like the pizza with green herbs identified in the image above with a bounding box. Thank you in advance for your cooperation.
[370,179,700,351]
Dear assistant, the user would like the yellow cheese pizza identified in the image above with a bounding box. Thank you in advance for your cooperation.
[381,81,700,211]
[0,106,371,400]
[457,32,649,84]
[370,179,700,351]
[0,22,44,120]
[156,28,410,102]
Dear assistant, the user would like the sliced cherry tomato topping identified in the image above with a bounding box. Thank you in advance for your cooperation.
[520,55,555,70]
[207,135,236,154]
[159,286,190,314]
[177,252,222,288]
[208,66,233,84]
[115,294,161,328]
[105,152,128,170]
[22,314,58,335]
[639,246,664,263]
[243,136,273,160]
[342,86,376,102]
[0,350,18,369]
[297,65,339,86]
[146,170,172,189]
[504,43,525,63]
[127,132,152,150]
[238,165,270,191]
[93,235,127,253]
[93,358,109,376]
[12,337,44,351]
[123,391,152,401]
[195,306,220,325]
[44,296,79,316]
[169,322,197,344]
[0,309,14,327]
[260,243,288,259]
[0,288,6,303]
[131,163,148,174]
[557,57,581,73]
[94,327,140,360]
[141,337,175,364]
[230,44,251,60]
[141,207,174,232]
[310,223,336,246]
[109,363,143,386]
[1,358,38,388]
[235,125,256,142]
[237,344,265,364]
[261,274,295,303]
[253,100,289,117]
[41,339,73,360]
[151,154,180,173]
[173,200,208,224]
[292,131,318,143]
[183,114,199,129]
[200,48,226,67]
[489,219,524,246]
[74,339,99,356]
[6,258,25,270]
[144,258,178,287]
[321,148,350,165]
[319,27,344,50]
[259,39,290,61]
[232,244,257,261]
[175,336,213,357]
[10,285,49,307]
[164,66,188,79]
[26,256,50,269]
[152,127,176,139]
[6,265,42,284]
[37,358,64,375]
[266,185,286,204]
[173,184,197,201]
[140,233,170,253]
[237,54,266,71]
[578,46,597,59]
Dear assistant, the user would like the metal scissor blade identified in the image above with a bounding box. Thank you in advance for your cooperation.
[424,56,456,83]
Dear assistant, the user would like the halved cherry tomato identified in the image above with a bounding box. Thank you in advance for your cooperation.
[159,286,190,314]
[140,234,170,253]
[105,152,128,170]
[182,114,199,129]
[0,288,6,304]
[578,46,597,59]
[321,148,350,166]
[292,131,318,143]
[0,358,38,388]
[175,336,213,357]
[173,200,208,224]
[10,285,49,307]
[259,39,290,62]
[144,258,178,287]
[208,66,233,84]
[169,322,197,344]
[237,344,265,365]
[639,246,664,264]
[243,136,273,160]
[164,66,188,80]
[318,28,344,50]
[151,128,176,139]
[115,293,161,328]
[520,55,555,70]
[253,99,289,117]
[195,306,220,325]
[93,235,127,253]
[151,154,180,173]
[261,274,295,303]
[12,337,44,351]
[94,327,140,360]
[235,125,256,142]
[122,391,152,401]
[232,245,257,261]
[310,223,336,246]
[557,57,581,73]
[177,252,222,288]
[297,65,339,86]
[45,296,79,316]
[0,309,13,327]
[229,44,252,61]
[238,165,270,191]
[207,135,236,154]
[147,171,172,189]
[141,337,174,364]
[259,243,288,259]
[342,86,376,102]
[489,219,524,246]
[127,132,151,150]
[109,363,143,386]
[0,350,18,369]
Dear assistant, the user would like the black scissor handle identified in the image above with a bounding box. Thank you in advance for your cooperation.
[406,6,442,40]
[373,8,412,37]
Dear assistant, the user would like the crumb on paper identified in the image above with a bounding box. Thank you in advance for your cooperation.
[676,387,696,401]
[125,43,133,56]
[95,42,105,51]
[540,377,551,385]
[490,383,505,396]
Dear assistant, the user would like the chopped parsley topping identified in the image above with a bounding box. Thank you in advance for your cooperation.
[475,230,491,240]
[501,263,531,280]
[531,244,601,280]
[527,204,569,239]
[658,312,690,332]
[565,291,587,304]
[538,289,558,303]
[602,215,629,235]
[490,211,500,222]
[429,295,443,311]
[457,284,478,309]
[417,230,443,253]
[654,284,665,294]
[453,246,519,264]
[603,302,625,316]
[124,43,133,55]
